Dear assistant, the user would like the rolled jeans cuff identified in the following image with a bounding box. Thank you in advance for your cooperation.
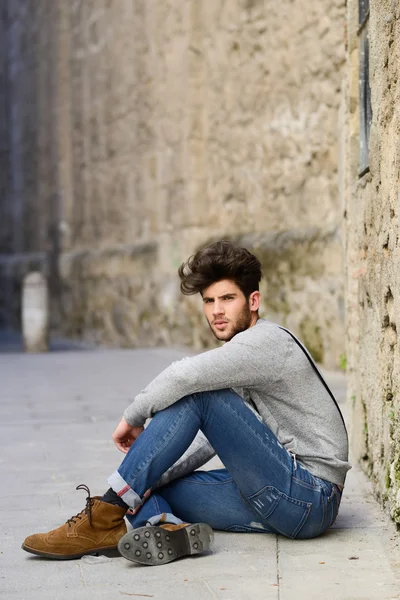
[107,470,142,510]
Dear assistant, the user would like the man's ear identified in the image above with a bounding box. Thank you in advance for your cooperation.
[249,291,261,311]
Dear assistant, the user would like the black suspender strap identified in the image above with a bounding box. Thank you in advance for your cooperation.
[278,326,348,437]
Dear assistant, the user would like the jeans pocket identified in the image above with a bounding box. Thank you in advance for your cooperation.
[248,485,312,539]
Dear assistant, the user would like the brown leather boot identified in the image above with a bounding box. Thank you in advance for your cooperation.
[118,518,214,566]
[22,485,127,559]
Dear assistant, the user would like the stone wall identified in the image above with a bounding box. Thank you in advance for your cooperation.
[0,0,346,366]
[345,0,400,523]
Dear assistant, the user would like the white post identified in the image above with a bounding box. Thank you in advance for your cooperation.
[22,272,49,353]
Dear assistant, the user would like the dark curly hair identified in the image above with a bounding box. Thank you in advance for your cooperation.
[178,240,262,298]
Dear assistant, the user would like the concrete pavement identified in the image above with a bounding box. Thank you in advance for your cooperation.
[1,344,400,599]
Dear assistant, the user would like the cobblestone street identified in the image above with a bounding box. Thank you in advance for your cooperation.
[1,344,400,599]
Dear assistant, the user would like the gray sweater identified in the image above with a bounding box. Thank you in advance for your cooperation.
[124,318,351,487]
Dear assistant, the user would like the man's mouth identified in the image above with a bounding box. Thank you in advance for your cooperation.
[213,320,228,328]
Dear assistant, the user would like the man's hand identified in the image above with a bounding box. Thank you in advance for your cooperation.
[112,417,144,453]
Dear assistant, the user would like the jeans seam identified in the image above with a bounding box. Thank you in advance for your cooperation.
[224,525,271,533]
[318,493,326,535]
[153,495,162,515]
[174,478,235,486]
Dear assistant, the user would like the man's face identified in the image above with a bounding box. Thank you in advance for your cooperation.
[202,279,260,342]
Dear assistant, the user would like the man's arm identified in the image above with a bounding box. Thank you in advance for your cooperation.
[123,330,275,426]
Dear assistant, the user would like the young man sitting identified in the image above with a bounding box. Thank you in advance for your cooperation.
[22,240,350,565]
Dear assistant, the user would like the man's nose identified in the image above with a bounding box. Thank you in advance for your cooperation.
[213,301,224,316]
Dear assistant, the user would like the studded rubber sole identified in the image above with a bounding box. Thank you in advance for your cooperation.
[118,523,214,566]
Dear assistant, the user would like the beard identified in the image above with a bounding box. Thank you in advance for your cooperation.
[208,303,252,342]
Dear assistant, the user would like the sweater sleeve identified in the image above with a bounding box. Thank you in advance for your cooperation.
[123,332,268,426]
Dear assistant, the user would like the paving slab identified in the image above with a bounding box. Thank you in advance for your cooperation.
[1,344,400,599]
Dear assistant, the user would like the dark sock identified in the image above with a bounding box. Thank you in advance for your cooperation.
[101,487,129,510]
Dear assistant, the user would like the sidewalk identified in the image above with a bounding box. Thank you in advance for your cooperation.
[1,345,400,599]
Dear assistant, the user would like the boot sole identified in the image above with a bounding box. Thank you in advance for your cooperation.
[118,523,214,566]
[21,543,118,560]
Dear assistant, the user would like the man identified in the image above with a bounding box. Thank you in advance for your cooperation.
[22,241,350,565]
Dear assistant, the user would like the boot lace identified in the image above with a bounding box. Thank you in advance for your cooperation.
[66,484,95,528]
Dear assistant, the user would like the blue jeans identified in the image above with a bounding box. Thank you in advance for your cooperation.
[108,390,342,539]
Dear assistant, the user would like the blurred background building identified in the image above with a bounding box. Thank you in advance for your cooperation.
[0,0,346,366]
[1,1,399,524]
